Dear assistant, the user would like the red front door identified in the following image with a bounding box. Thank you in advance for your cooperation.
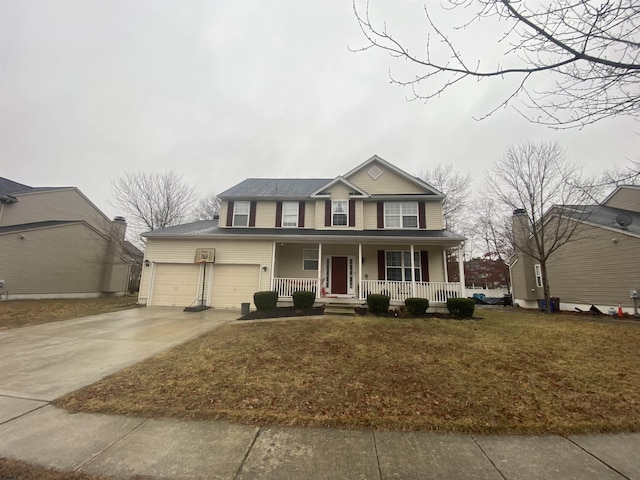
[331,256,348,294]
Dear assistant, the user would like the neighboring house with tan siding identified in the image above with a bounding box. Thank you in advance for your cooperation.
[509,185,640,314]
[0,177,135,299]
[138,155,466,309]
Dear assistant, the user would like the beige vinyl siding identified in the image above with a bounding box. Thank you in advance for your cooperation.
[546,223,640,308]
[602,187,640,212]
[139,238,272,304]
[149,264,201,307]
[211,264,260,308]
[254,201,277,228]
[363,202,377,229]
[315,200,326,229]
[426,202,444,230]
[219,201,229,226]
[304,201,315,229]
[275,244,321,279]
[0,223,124,295]
[346,163,426,195]
[0,189,109,232]
[510,255,538,302]
[329,184,351,200]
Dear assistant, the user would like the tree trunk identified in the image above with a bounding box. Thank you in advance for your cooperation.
[540,260,552,314]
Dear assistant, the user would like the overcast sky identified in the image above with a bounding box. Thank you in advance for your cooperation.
[1,0,638,221]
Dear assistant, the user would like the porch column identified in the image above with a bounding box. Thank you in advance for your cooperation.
[317,242,322,298]
[410,244,416,297]
[457,247,467,298]
[270,241,276,290]
[443,250,449,282]
[358,243,363,300]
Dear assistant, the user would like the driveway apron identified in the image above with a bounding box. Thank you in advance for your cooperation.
[0,307,235,402]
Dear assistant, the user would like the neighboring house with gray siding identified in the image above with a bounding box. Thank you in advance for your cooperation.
[509,185,640,314]
[138,155,467,309]
[0,177,133,299]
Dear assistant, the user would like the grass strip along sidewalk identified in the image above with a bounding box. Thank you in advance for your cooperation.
[54,310,640,435]
[0,297,139,330]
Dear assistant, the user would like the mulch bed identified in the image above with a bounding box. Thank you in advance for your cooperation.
[238,306,480,321]
[239,306,325,320]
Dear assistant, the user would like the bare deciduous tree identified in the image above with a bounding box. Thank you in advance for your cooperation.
[353,0,640,128]
[470,198,513,262]
[111,171,196,236]
[421,163,472,232]
[192,193,221,221]
[486,141,593,312]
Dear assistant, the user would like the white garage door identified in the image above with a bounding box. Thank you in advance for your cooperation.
[150,264,201,307]
[211,264,260,308]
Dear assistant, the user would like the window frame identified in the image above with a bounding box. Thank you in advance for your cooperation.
[233,201,250,227]
[282,201,299,228]
[385,250,421,282]
[534,264,543,288]
[332,200,348,226]
[303,249,319,271]
[384,202,418,229]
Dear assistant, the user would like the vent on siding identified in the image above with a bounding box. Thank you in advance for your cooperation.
[194,248,215,263]
[368,166,383,180]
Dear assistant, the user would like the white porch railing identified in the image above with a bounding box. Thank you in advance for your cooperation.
[360,280,463,303]
[273,277,319,298]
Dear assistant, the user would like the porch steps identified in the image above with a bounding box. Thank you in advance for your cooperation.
[323,304,357,316]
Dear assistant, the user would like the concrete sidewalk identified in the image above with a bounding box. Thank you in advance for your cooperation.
[1,398,639,480]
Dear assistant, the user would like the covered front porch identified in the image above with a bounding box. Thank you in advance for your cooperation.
[269,240,466,305]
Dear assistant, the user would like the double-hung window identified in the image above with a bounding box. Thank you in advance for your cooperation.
[282,201,299,227]
[233,201,250,227]
[385,202,418,228]
[332,200,348,226]
[386,251,421,281]
[303,249,319,270]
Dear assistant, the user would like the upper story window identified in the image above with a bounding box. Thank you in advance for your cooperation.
[385,202,418,228]
[282,201,299,227]
[233,201,250,227]
[332,200,348,226]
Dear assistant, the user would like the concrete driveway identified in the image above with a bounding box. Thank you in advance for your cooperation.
[0,306,236,403]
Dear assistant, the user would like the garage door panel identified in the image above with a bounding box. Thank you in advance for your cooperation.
[211,265,259,308]
[151,264,200,307]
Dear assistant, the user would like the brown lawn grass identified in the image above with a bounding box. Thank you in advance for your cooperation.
[0,297,140,330]
[53,309,640,434]
[0,457,149,480]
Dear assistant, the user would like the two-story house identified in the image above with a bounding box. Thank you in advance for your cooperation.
[0,177,134,299]
[137,156,466,309]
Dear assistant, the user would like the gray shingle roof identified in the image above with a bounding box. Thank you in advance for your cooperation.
[0,177,71,196]
[0,177,33,195]
[219,178,332,198]
[567,204,640,236]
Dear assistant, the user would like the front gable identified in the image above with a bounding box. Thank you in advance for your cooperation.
[309,176,369,199]
[343,155,442,197]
